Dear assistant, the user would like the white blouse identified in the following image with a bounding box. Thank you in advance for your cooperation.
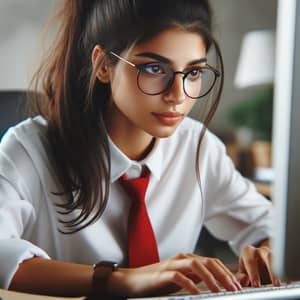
[0,116,272,289]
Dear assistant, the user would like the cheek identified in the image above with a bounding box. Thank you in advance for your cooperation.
[184,100,197,114]
[110,67,141,106]
[111,79,141,123]
[111,70,157,112]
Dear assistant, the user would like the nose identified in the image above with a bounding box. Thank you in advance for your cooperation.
[163,73,186,104]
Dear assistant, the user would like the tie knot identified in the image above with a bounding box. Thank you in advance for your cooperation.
[120,169,150,204]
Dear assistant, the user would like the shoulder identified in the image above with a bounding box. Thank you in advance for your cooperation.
[1,116,47,150]
[0,116,49,179]
[2,116,47,139]
[0,117,49,206]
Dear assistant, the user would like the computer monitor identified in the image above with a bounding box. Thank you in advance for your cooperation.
[271,0,300,281]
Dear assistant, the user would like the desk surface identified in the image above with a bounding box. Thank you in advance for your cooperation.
[0,289,84,300]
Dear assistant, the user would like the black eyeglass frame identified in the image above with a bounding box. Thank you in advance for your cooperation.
[109,51,221,99]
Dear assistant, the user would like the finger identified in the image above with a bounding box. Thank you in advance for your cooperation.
[181,255,241,292]
[166,257,221,293]
[204,259,240,291]
[237,254,252,287]
[244,259,261,287]
[163,271,201,295]
[240,247,261,287]
[235,271,250,287]
[164,255,238,292]
[257,248,272,284]
[172,254,202,283]
[190,262,221,293]
[215,260,242,290]
[238,257,246,274]
[273,278,281,287]
[174,254,241,290]
[256,247,281,287]
[186,272,202,284]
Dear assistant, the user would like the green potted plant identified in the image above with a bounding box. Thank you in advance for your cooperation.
[228,86,273,183]
[229,86,273,141]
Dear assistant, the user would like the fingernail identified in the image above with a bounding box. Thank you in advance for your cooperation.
[235,281,242,290]
[253,280,261,288]
[194,287,201,295]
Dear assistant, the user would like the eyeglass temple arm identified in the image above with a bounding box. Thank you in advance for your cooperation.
[109,51,136,67]
[206,63,221,77]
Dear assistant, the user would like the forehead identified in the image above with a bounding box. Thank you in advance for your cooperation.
[128,28,207,62]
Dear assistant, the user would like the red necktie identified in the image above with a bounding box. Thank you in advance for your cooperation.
[120,169,160,268]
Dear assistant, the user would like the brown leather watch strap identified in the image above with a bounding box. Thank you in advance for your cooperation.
[90,260,118,297]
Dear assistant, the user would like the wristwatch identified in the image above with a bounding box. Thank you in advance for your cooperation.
[91,260,119,296]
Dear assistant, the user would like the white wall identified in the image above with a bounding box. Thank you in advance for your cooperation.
[0,0,57,90]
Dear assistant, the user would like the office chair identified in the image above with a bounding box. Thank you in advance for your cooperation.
[0,90,29,140]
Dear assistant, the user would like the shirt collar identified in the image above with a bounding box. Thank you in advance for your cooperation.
[109,136,162,183]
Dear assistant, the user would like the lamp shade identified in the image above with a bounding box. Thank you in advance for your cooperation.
[235,30,275,88]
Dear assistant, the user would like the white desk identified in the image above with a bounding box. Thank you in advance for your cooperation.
[0,289,84,300]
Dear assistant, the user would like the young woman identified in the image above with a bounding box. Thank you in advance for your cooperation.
[0,0,277,298]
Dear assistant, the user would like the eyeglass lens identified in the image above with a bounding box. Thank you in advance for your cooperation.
[137,63,216,99]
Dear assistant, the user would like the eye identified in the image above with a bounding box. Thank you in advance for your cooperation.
[186,68,203,80]
[140,63,168,75]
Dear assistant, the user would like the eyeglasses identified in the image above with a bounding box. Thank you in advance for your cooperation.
[109,51,221,99]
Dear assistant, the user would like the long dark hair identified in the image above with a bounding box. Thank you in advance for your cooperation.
[30,0,224,233]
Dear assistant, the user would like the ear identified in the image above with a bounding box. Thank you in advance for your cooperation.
[91,45,110,83]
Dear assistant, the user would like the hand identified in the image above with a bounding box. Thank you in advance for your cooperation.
[106,253,242,297]
[236,241,281,288]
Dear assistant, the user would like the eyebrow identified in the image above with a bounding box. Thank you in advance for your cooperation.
[134,52,207,66]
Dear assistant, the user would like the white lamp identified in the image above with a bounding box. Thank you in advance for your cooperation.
[235,30,275,88]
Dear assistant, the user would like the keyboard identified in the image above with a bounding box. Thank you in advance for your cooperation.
[128,282,300,300]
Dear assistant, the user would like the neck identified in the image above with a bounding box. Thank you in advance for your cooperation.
[106,101,158,160]
[107,111,154,161]
[109,129,155,161]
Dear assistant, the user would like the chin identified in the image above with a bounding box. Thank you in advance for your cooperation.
[149,126,178,138]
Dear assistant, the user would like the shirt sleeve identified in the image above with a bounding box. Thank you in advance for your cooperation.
[200,131,273,255]
[0,130,50,289]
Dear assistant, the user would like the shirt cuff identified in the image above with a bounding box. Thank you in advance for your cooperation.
[0,239,50,289]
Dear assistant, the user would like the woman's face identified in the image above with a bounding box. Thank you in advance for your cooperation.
[108,28,207,139]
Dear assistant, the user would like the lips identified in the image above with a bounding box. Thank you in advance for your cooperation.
[152,111,184,126]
